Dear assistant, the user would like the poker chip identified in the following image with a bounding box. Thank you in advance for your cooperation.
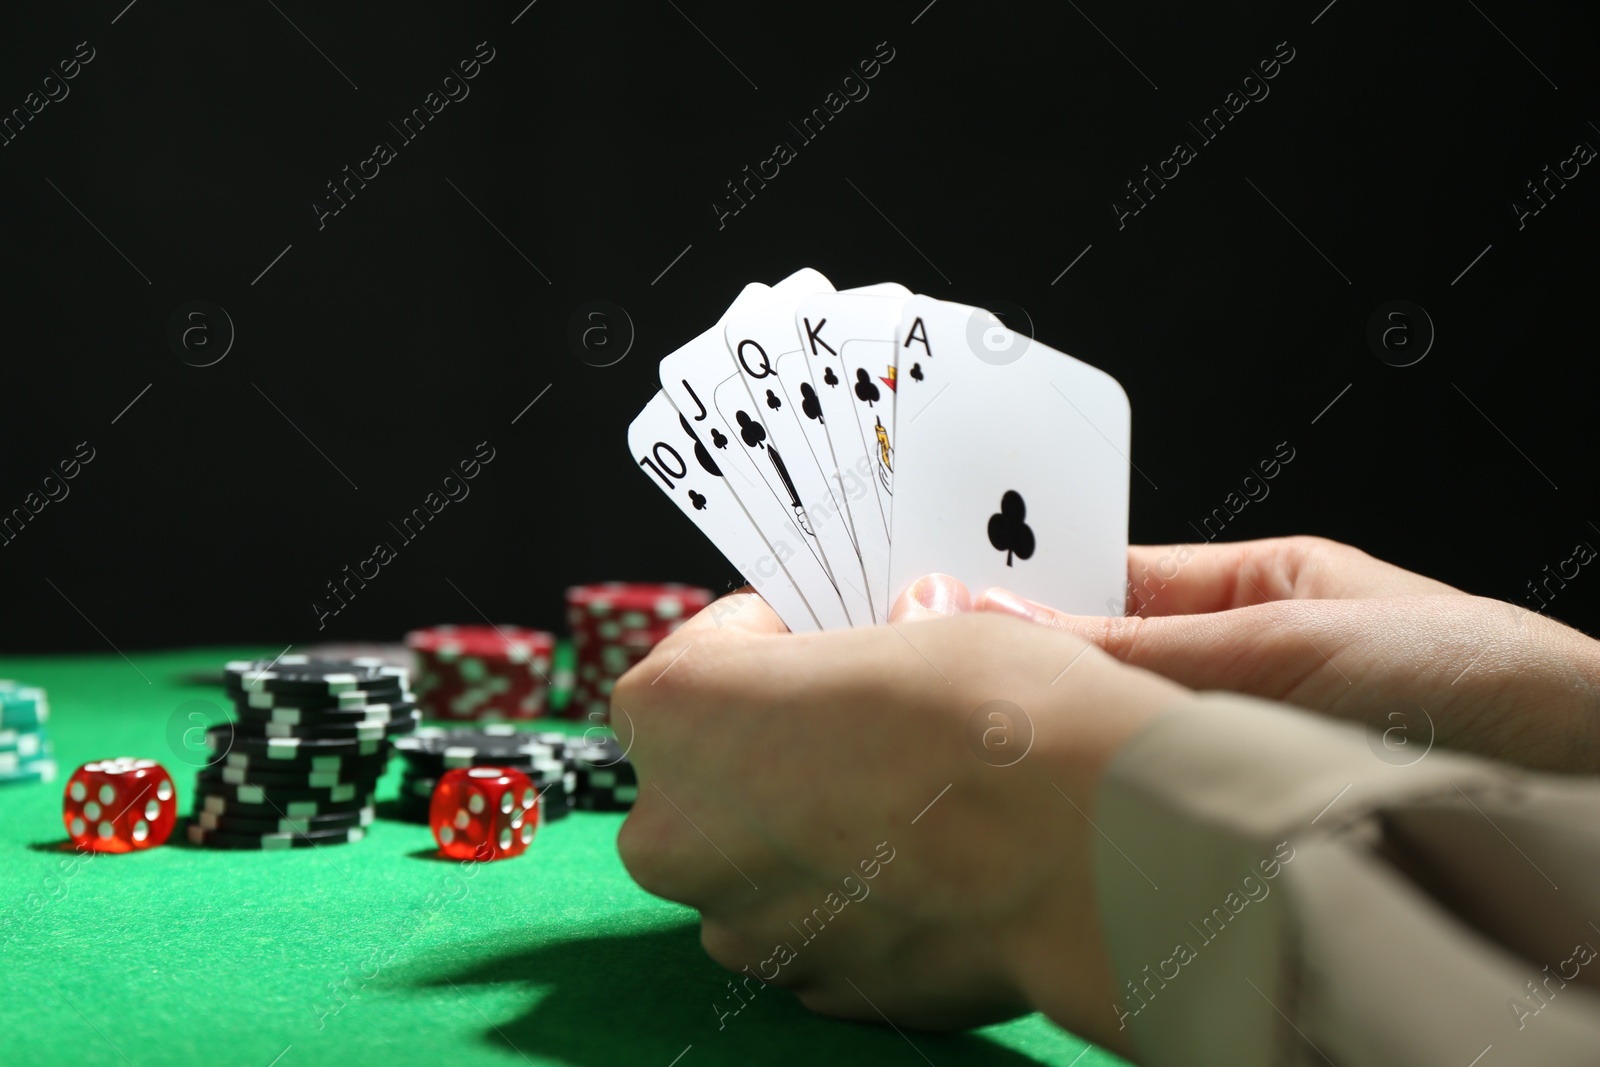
[203,764,380,790]
[391,723,630,820]
[394,795,433,824]
[219,764,390,796]
[193,657,403,841]
[207,744,386,774]
[574,778,636,810]
[566,582,712,617]
[563,583,710,723]
[0,682,54,788]
[298,642,412,672]
[0,758,58,786]
[0,681,49,729]
[392,725,558,770]
[209,729,385,759]
[547,640,576,715]
[0,727,47,758]
[573,737,638,811]
[232,684,412,711]
[390,726,583,824]
[209,749,387,776]
[224,656,407,696]
[406,625,556,721]
[195,791,373,819]
[234,700,419,726]
[194,775,369,805]
[534,766,576,823]
[575,733,624,759]
[241,713,416,741]
[193,805,375,834]
[0,744,55,774]
[185,823,368,850]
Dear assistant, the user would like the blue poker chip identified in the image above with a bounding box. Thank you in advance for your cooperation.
[0,756,58,786]
[0,738,53,775]
[0,727,48,759]
[0,681,48,729]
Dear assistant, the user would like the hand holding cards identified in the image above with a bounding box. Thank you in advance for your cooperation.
[629,270,1132,632]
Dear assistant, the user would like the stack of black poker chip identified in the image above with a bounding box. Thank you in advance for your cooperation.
[188,657,418,850]
[393,725,577,826]
[572,736,638,812]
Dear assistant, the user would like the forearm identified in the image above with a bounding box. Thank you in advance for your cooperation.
[1084,692,1600,1066]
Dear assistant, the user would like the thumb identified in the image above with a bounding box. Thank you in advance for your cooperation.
[889,573,973,624]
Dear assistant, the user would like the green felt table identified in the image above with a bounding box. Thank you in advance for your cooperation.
[0,649,1130,1067]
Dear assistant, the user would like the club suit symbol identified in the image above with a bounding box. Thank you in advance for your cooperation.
[688,489,707,510]
[680,414,721,477]
[710,427,728,450]
[909,363,924,381]
[765,389,782,410]
[823,367,839,388]
[735,411,766,448]
[854,368,880,406]
[987,491,1035,567]
[800,382,823,424]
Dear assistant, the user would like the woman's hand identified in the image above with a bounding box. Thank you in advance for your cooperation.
[612,583,1190,1053]
[976,535,1600,773]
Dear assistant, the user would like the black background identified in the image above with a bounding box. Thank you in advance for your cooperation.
[1,0,1596,653]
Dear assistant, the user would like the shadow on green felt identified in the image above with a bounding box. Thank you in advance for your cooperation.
[402,922,1060,1067]
[26,840,77,853]
[405,846,447,861]
[374,799,411,821]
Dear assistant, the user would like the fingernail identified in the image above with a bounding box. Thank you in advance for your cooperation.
[910,573,969,616]
[982,588,1054,626]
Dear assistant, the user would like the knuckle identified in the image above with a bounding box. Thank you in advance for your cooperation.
[698,921,755,972]
[794,983,857,1017]
[1094,612,1147,663]
[1250,535,1365,599]
[1282,534,1365,569]
[615,809,680,901]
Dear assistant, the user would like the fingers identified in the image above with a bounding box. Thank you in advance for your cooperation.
[888,573,973,624]
[973,587,1059,627]
[975,590,1363,699]
[1121,536,1463,616]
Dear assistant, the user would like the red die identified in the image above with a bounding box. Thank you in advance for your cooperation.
[63,758,177,853]
[428,766,538,861]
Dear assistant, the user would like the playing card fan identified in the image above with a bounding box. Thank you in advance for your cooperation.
[629,269,1131,632]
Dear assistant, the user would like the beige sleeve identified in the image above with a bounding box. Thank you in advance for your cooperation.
[1093,692,1600,1067]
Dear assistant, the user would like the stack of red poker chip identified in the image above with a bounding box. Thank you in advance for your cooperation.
[564,583,713,723]
[405,625,556,721]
